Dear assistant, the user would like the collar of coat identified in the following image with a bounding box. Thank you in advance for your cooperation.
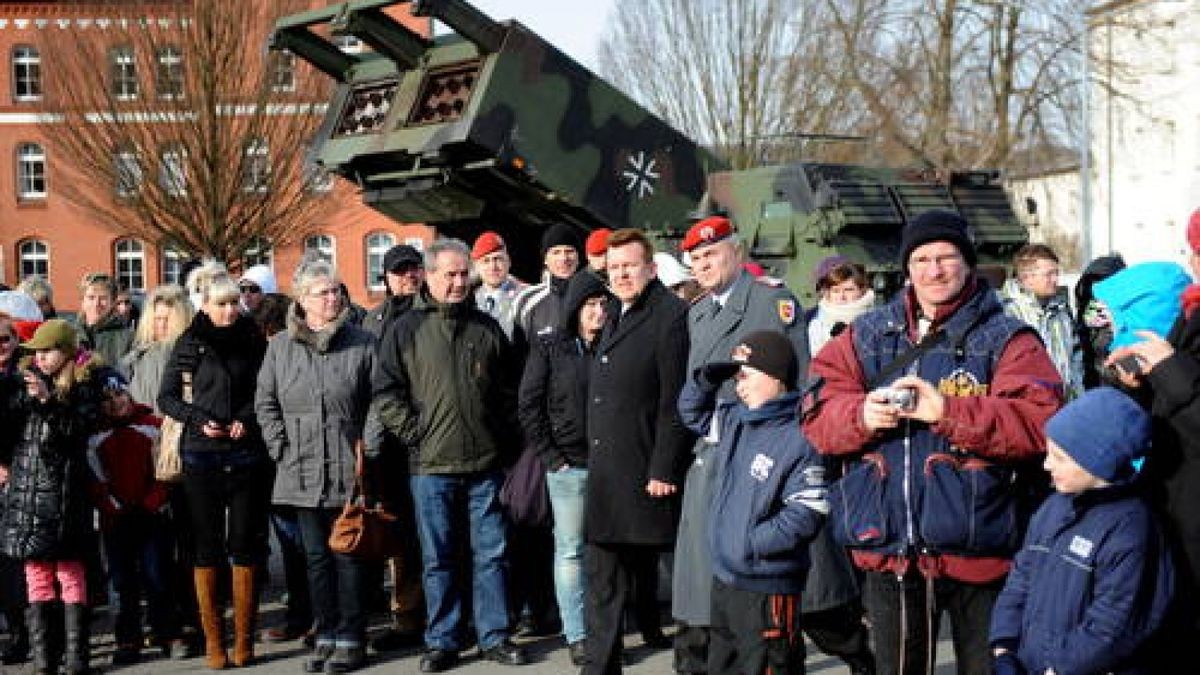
[287,304,352,353]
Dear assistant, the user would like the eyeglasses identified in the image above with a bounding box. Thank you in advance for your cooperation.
[908,253,964,270]
[307,287,341,298]
[239,284,262,294]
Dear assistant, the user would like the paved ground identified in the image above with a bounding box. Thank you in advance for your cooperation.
[1,607,959,674]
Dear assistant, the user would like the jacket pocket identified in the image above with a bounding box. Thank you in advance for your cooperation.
[919,454,1020,554]
[829,453,892,548]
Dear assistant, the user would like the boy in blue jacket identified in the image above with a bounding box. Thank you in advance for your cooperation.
[678,329,828,675]
[989,387,1174,675]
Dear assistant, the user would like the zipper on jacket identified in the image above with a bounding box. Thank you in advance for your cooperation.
[903,421,915,547]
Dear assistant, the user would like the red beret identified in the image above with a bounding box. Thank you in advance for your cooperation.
[1189,209,1200,254]
[681,216,733,252]
[585,228,612,256]
[471,231,505,260]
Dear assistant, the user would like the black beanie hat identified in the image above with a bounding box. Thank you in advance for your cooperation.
[900,209,977,270]
[708,329,798,389]
[541,223,581,258]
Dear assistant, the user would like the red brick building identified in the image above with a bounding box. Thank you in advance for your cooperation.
[0,1,433,312]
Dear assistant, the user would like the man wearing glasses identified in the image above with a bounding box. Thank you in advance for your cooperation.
[998,244,1083,400]
[801,210,1063,675]
[238,264,277,315]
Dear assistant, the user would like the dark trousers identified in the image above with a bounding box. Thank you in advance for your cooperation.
[709,578,804,675]
[507,523,558,630]
[182,460,272,567]
[803,601,873,671]
[103,513,177,645]
[582,543,660,675]
[270,506,313,631]
[166,486,199,632]
[862,570,1001,675]
[295,508,368,646]
[674,624,709,674]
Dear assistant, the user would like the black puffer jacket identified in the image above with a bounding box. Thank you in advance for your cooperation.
[158,312,268,455]
[0,359,102,560]
[518,273,609,470]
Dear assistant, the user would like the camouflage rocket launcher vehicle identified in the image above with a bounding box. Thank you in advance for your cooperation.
[269,0,721,277]
[271,0,1028,299]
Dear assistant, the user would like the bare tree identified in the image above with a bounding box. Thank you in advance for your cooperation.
[40,0,331,264]
[596,0,865,170]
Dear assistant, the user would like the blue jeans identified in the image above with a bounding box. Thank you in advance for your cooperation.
[104,512,176,645]
[410,471,511,651]
[546,468,587,644]
[295,508,367,647]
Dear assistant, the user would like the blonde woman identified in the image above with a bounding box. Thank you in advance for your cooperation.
[121,284,193,413]
[158,261,270,670]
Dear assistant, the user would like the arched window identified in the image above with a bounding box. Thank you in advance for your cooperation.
[12,45,41,102]
[114,238,145,291]
[161,245,186,285]
[18,239,48,280]
[109,45,138,100]
[365,232,396,291]
[304,234,335,263]
[16,142,46,200]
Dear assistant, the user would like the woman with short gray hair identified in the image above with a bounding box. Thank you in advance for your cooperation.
[256,261,378,673]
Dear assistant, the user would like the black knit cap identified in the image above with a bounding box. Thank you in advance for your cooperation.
[708,329,798,389]
[540,222,581,258]
[900,209,977,270]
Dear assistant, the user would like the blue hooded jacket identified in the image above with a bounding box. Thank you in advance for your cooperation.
[677,373,828,594]
[989,481,1174,675]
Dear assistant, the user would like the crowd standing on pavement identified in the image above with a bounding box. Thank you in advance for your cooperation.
[3,208,1200,675]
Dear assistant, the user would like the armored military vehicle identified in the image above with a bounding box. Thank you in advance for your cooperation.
[271,0,1027,297]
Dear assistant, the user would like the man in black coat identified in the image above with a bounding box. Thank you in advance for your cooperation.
[583,229,694,675]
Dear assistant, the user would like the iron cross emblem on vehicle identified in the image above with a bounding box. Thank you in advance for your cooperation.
[622,151,659,199]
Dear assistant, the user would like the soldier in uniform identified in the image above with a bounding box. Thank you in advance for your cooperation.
[471,231,526,340]
[671,215,812,674]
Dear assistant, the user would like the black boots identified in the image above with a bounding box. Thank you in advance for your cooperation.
[62,603,90,675]
[27,602,55,675]
[1,605,29,664]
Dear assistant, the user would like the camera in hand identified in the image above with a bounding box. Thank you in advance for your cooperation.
[1114,354,1143,377]
[878,386,917,412]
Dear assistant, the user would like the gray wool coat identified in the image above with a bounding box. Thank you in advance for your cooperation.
[256,307,377,509]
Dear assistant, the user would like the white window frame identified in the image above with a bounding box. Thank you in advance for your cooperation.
[114,147,142,197]
[159,145,187,196]
[12,45,41,102]
[243,236,273,269]
[18,239,48,280]
[241,138,270,193]
[114,238,145,291]
[304,234,336,263]
[161,246,186,285]
[16,142,46,200]
[155,45,184,100]
[110,46,139,100]
[365,232,396,291]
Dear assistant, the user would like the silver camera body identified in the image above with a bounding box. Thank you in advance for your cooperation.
[877,386,917,412]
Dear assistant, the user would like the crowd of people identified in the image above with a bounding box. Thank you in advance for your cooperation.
[0,207,1199,675]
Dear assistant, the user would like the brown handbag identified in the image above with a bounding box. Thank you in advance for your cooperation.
[154,372,191,483]
[328,443,403,559]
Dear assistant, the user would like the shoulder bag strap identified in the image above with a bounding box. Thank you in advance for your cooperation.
[865,330,946,391]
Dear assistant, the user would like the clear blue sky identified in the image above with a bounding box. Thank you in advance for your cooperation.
[445,0,616,69]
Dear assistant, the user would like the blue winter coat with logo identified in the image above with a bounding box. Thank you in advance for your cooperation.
[678,374,828,594]
[830,281,1037,559]
[989,482,1174,675]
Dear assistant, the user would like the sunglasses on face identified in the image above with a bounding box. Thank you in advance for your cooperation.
[239,284,262,294]
[0,335,12,345]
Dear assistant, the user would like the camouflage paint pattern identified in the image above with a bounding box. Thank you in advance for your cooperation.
[272,1,1026,294]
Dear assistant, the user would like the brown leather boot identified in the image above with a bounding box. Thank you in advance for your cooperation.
[230,565,257,668]
[193,567,227,670]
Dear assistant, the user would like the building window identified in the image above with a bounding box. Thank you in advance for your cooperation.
[161,246,186,285]
[159,145,187,196]
[241,138,270,193]
[114,146,142,197]
[271,51,295,93]
[303,156,334,193]
[155,45,184,99]
[12,45,41,102]
[243,236,273,269]
[110,46,138,100]
[114,238,145,291]
[16,142,46,200]
[365,232,395,291]
[304,234,335,263]
[18,239,48,280]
